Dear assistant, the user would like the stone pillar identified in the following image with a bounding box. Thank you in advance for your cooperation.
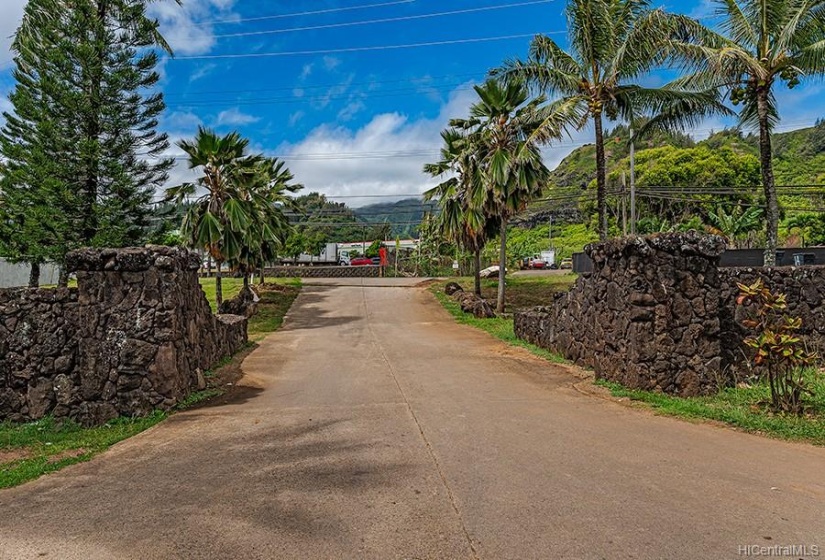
[585,233,726,395]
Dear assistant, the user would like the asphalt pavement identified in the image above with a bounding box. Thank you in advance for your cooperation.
[1,280,823,559]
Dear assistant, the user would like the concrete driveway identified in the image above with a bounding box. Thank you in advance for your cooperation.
[1,283,824,559]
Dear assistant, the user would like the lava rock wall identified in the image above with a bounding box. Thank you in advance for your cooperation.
[515,233,727,396]
[0,247,247,425]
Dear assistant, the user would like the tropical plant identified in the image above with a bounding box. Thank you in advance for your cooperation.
[670,0,825,264]
[0,0,176,285]
[231,157,302,287]
[737,279,817,414]
[165,127,263,306]
[706,205,764,248]
[424,128,498,296]
[493,0,727,241]
[453,79,561,313]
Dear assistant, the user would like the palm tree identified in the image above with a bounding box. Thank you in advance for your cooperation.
[455,79,562,313]
[424,129,496,296]
[668,0,825,265]
[493,0,725,240]
[165,126,262,306]
[235,157,303,286]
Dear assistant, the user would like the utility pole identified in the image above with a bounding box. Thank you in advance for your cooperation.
[621,172,628,236]
[630,127,637,235]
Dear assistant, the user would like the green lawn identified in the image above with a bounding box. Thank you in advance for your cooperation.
[431,280,567,364]
[444,272,577,312]
[0,413,167,489]
[0,277,302,489]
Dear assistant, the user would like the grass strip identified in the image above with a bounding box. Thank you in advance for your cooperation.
[597,376,825,445]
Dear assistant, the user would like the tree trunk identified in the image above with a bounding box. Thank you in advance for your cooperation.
[81,0,108,245]
[756,87,779,266]
[594,111,608,241]
[497,218,507,314]
[258,267,265,285]
[58,266,69,288]
[474,248,482,297]
[28,262,40,288]
[215,261,223,307]
[243,274,249,290]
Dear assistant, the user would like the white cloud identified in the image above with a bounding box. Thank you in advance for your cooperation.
[215,107,260,126]
[189,63,217,83]
[164,111,203,131]
[0,0,26,69]
[337,100,366,122]
[149,0,238,57]
[300,64,313,80]
[275,85,478,207]
[313,74,356,110]
[323,56,342,72]
[288,111,305,127]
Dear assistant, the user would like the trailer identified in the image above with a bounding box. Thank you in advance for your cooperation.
[540,250,556,267]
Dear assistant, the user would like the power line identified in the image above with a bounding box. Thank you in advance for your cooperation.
[166,83,476,108]
[169,33,545,61]
[164,71,486,98]
[200,0,417,26]
[212,1,557,39]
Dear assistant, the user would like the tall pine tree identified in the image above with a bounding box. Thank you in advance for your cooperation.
[0,0,175,286]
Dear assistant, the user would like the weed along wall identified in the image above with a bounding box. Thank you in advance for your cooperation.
[515,233,729,396]
[0,247,247,425]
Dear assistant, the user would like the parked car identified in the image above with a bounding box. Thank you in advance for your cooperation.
[559,258,573,270]
[527,256,546,269]
[350,256,373,266]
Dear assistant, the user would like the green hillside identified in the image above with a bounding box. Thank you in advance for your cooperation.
[354,198,438,238]
[524,120,825,238]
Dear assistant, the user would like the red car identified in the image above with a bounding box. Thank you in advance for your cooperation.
[350,257,373,266]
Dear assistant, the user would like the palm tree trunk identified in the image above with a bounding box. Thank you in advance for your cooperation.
[594,112,608,241]
[258,267,265,285]
[28,262,40,288]
[497,218,507,314]
[756,88,779,267]
[243,273,249,290]
[215,261,223,307]
[474,248,482,297]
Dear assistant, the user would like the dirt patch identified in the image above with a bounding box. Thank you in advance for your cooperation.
[46,448,89,465]
[0,448,34,464]
[183,343,259,411]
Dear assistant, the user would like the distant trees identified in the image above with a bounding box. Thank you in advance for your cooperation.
[166,127,300,305]
[0,0,175,286]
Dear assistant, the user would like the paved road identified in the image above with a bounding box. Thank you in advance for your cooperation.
[1,281,824,559]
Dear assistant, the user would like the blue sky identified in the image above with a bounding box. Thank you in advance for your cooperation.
[1,0,824,206]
